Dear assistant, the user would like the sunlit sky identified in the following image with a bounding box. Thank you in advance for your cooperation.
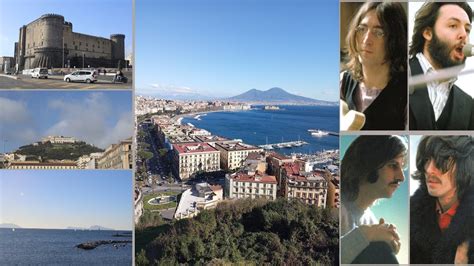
[135,0,339,100]
[0,0,132,58]
[0,170,132,230]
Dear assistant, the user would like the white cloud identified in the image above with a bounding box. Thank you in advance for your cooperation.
[150,84,196,94]
[0,97,30,123]
[45,93,132,149]
[0,97,38,146]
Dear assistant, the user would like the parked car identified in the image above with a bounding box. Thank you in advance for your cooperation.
[31,68,48,79]
[64,70,97,83]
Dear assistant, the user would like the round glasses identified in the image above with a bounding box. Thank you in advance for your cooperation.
[355,25,385,39]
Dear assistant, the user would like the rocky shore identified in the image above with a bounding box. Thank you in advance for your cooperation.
[76,240,132,250]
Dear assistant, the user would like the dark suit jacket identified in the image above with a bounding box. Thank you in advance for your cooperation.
[409,57,474,130]
[340,71,407,130]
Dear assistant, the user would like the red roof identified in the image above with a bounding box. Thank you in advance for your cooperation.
[282,162,300,176]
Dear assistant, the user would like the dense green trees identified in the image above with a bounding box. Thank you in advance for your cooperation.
[16,141,103,160]
[137,198,338,265]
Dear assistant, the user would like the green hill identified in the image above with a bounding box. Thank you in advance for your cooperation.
[136,198,339,265]
[15,141,104,161]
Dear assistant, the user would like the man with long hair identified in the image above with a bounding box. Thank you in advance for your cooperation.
[341,135,407,264]
[340,2,407,130]
[411,136,474,263]
[409,2,474,129]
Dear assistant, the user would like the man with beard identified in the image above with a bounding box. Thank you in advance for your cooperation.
[411,136,474,263]
[409,2,474,130]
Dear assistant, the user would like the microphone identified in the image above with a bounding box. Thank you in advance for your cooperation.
[463,44,474,57]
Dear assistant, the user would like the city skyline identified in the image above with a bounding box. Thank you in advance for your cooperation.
[135,0,339,101]
[0,91,132,152]
[0,170,133,230]
[0,0,133,58]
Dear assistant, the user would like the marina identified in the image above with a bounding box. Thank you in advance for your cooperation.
[259,140,308,150]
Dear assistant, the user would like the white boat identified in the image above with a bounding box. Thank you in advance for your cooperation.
[310,130,329,137]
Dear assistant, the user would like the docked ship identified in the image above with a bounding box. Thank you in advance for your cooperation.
[264,105,280,110]
[308,129,329,137]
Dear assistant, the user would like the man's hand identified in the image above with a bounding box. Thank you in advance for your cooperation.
[455,240,469,264]
[359,218,401,254]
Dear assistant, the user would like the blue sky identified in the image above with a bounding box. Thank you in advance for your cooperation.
[0,0,132,58]
[341,135,409,264]
[136,0,339,101]
[0,91,132,151]
[0,170,132,230]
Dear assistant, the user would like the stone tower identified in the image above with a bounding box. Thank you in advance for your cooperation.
[110,34,125,68]
[31,14,65,69]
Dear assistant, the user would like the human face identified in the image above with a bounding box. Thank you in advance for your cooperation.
[426,4,471,68]
[356,10,387,67]
[373,154,406,199]
[424,159,457,202]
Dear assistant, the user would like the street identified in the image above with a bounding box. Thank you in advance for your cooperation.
[0,72,132,89]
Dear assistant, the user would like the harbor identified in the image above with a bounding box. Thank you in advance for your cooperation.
[258,140,308,150]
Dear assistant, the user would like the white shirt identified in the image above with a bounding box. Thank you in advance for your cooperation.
[416,53,457,121]
[341,201,378,264]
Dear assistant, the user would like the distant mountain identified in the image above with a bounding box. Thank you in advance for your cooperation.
[15,141,104,161]
[226,87,336,106]
[0,223,22,228]
[140,91,215,101]
[66,225,114,231]
[89,225,114,231]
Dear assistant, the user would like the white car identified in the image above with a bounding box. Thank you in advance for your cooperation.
[64,70,97,83]
[31,68,48,79]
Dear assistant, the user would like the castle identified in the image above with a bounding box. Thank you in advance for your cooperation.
[15,14,126,70]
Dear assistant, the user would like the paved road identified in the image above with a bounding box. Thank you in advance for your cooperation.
[0,73,132,89]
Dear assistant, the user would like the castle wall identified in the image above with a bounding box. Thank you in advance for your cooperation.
[16,14,125,69]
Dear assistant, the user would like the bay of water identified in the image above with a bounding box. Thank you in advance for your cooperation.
[0,228,132,265]
[182,105,339,155]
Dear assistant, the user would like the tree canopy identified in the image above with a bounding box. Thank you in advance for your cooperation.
[137,198,339,265]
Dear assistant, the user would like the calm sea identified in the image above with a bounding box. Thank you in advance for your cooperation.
[182,105,339,154]
[0,228,132,265]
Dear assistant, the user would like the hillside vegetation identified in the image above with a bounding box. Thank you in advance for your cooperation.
[136,198,339,265]
[16,141,103,160]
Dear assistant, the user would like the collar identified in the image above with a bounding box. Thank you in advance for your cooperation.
[436,200,459,231]
[416,52,457,87]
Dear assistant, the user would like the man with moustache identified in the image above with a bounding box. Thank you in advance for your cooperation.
[411,136,474,263]
[341,135,407,264]
[409,2,474,130]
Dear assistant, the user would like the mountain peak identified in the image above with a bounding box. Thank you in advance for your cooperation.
[226,87,335,106]
[267,87,285,92]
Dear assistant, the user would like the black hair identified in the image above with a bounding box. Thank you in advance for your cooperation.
[341,135,408,202]
[413,136,474,200]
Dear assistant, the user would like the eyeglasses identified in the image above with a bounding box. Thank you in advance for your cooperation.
[355,25,385,39]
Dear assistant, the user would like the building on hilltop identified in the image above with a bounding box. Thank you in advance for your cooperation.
[41,135,77,144]
[15,14,126,70]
